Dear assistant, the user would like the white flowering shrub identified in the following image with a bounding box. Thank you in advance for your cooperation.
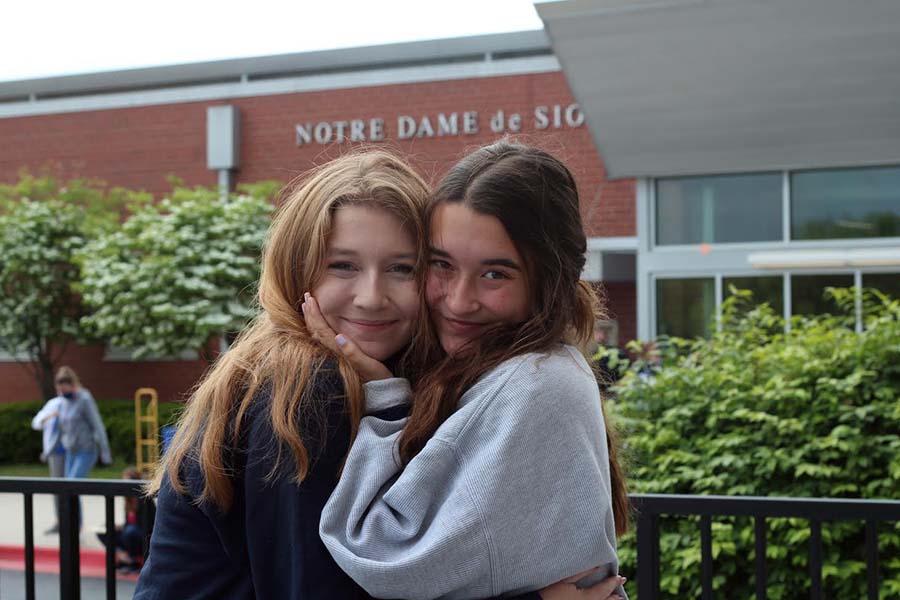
[79,189,273,359]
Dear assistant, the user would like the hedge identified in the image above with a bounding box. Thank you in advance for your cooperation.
[0,398,184,465]
[605,288,900,598]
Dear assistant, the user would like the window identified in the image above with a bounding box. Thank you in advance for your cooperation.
[723,275,784,316]
[656,174,782,245]
[791,166,900,240]
[656,278,714,338]
[862,273,900,301]
[791,274,854,316]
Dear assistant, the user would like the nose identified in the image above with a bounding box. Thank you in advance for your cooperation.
[443,274,479,315]
[353,271,388,311]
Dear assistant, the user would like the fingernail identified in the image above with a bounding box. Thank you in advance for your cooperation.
[619,577,627,583]
[304,292,310,301]
[336,334,347,347]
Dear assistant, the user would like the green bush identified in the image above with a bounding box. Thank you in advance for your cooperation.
[0,398,184,465]
[605,288,900,598]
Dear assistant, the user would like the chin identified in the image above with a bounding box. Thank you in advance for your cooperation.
[358,341,399,362]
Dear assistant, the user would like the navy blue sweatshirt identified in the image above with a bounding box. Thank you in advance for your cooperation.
[134,363,541,600]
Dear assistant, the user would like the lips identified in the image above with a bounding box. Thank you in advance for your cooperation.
[439,315,487,335]
[341,318,398,332]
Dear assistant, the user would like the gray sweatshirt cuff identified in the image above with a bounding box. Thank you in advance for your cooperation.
[364,378,411,414]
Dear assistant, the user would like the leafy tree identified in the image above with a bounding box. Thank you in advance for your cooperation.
[604,288,900,598]
[78,187,273,359]
[0,172,150,398]
[0,199,91,398]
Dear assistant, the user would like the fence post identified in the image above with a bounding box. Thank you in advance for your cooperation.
[636,508,660,600]
[58,492,81,600]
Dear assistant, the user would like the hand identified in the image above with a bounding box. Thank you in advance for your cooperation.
[301,292,393,382]
[538,568,626,600]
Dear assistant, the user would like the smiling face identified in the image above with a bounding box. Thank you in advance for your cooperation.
[426,202,532,355]
[311,204,419,361]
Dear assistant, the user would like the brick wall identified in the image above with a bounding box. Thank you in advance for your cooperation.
[0,70,637,403]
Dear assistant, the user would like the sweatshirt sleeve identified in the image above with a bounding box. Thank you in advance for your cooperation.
[82,390,112,464]
[319,349,624,600]
[32,398,59,430]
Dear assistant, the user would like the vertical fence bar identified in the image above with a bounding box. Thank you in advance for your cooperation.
[700,515,713,600]
[24,492,36,600]
[105,495,117,600]
[865,520,879,600]
[637,510,660,600]
[139,496,155,561]
[755,516,767,600]
[59,492,81,600]
[809,519,822,600]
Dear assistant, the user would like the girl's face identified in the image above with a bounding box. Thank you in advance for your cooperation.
[311,205,419,361]
[426,202,532,355]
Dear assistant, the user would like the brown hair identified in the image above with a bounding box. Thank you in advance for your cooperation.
[146,149,430,512]
[54,366,81,388]
[400,140,629,535]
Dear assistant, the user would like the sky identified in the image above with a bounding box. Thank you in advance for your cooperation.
[1,0,546,83]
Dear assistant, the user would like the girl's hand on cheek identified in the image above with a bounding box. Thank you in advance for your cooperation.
[302,293,393,382]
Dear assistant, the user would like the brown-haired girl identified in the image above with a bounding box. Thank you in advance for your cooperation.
[315,140,628,599]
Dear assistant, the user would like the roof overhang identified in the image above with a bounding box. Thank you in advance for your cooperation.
[537,0,900,178]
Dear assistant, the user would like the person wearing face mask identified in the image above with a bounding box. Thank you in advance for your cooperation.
[53,366,113,527]
[313,140,629,600]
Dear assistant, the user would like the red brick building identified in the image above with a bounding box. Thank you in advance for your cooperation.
[0,31,637,403]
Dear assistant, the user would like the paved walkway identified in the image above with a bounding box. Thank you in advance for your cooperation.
[0,492,140,598]
[0,492,126,550]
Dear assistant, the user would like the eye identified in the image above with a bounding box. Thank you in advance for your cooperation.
[484,270,510,281]
[429,259,452,270]
[328,261,357,272]
[389,263,415,276]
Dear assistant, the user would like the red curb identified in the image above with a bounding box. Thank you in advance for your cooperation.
[0,545,139,581]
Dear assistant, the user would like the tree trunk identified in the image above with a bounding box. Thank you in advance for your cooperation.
[34,349,57,400]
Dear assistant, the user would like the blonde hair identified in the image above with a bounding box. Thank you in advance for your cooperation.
[54,366,82,388]
[147,149,430,511]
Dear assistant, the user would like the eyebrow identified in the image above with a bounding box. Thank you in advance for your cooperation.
[328,248,416,260]
[429,247,522,271]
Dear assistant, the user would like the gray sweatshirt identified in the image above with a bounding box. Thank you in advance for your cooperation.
[58,389,112,464]
[320,345,625,600]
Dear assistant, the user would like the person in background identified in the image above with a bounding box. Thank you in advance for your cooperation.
[55,366,113,526]
[97,467,155,573]
[31,393,66,534]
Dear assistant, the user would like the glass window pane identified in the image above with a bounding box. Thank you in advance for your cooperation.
[656,173,782,245]
[791,166,900,240]
[863,273,900,301]
[723,276,784,316]
[791,274,854,316]
[656,278,715,338]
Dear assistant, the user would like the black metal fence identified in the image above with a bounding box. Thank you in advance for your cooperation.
[1,478,899,600]
[0,476,150,600]
[632,493,900,600]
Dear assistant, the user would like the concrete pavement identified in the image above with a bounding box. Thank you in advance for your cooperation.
[0,492,126,550]
[0,492,138,599]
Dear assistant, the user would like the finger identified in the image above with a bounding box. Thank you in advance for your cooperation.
[562,565,602,584]
[582,576,626,599]
[335,334,393,381]
[302,293,338,351]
